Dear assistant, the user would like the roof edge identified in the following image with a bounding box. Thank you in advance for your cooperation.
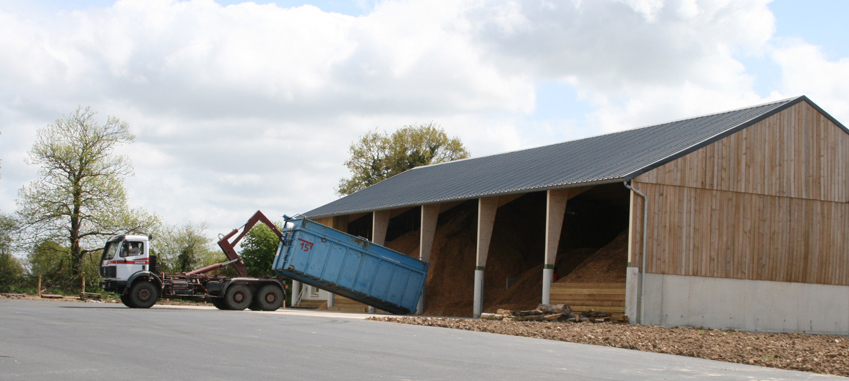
[302,178,626,219]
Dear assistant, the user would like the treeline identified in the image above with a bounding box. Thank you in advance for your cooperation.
[0,219,279,294]
[0,107,280,295]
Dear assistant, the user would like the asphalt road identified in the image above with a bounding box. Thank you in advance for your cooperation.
[0,299,840,380]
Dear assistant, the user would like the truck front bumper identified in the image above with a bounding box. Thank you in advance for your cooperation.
[99,279,127,292]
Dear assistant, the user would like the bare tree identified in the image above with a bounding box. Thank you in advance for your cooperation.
[17,107,158,282]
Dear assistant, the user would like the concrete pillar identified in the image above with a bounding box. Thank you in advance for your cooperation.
[291,280,301,307]
[327,291,335,308]
[474,197,499,318]
[625,267,640,324]
[543,188,570,305]
[542,268,553,304]
[473,269,484,317]
[418,204,440,314]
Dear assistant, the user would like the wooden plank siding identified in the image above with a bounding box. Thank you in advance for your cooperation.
[629,101,849,286]
[630,182,849,285]
[635,102,849,203]
[550,283,626,313]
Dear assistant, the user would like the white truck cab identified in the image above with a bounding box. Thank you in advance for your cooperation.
[99,234,161,307]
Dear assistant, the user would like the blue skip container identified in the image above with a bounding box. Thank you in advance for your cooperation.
[272,216,429,314]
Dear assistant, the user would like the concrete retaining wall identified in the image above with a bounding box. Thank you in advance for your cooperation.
[637,273,849,334]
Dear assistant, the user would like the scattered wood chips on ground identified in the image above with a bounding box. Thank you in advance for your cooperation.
[369,316,849,377]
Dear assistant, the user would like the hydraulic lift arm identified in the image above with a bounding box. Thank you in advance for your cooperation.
[186,211,283,277]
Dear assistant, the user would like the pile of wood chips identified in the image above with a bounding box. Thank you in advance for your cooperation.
[481,304,623,323]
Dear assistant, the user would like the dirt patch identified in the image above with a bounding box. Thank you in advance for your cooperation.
[380,192,630,317]
[0,293,214,306]
[483,247,597,313]
[369,316,849,377]
[384,227,420,257]
[559,230,629,283]
[419,206,478,317]
[0,293,83,302]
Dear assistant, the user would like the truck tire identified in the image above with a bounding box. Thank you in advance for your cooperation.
[224,284,252,310]
[254,285,284,311]
[120,294,137,308]
[211,298,229,310]
[129,281,159,308]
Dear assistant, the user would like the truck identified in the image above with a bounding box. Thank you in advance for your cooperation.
[99,211,429,314]
[99,211,287,310]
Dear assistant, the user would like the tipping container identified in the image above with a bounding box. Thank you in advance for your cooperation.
[272,215,429,314]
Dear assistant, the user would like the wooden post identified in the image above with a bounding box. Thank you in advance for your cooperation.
[475,197,499,318]
[327,215,351,305]
[370,210,391,314]
[420,204,440,264]
[82,276,86,294]
[37,274,42,297]
[543,189,570,304]
[372,210,390,246]
[418,204,440,314]
[542,186,591,304]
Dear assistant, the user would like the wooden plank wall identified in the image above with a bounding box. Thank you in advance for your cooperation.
[630,101,849,286]
[550,283,626,313]
[629,183,849,285]
[637,101,849,202]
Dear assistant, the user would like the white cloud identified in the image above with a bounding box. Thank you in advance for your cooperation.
[464,0,776,131]
[4,0,842,241]
[772,41,849,123]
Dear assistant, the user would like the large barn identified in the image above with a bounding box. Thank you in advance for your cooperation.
[299,96,849,334]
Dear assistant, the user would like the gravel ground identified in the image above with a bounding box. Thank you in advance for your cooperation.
[369,316,849,377]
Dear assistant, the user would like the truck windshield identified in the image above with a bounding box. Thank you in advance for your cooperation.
[102,241,121,261]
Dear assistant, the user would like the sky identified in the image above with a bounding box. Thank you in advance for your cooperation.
[1,0,848,243]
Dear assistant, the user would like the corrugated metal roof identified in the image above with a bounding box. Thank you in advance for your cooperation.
[304,96,838,219]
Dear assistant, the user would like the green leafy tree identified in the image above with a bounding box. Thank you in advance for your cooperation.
[0,213,24,288]
[240,224,281,277]
[336,123,470,196]
[155,222,215,274]
[27,240,70,289]
[0,254,24,288]
[16,107,159,285]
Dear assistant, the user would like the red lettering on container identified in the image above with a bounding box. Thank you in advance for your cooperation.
[298,238,314,251]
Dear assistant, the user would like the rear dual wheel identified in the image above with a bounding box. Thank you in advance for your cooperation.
[249,285,284,311]
[224,284,253,310]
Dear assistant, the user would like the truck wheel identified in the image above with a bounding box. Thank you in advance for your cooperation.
[120,294,137,308]
[129,281,159,308]
[211,298,229,310]
[224,284,252,310]
[255,285,284,311]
